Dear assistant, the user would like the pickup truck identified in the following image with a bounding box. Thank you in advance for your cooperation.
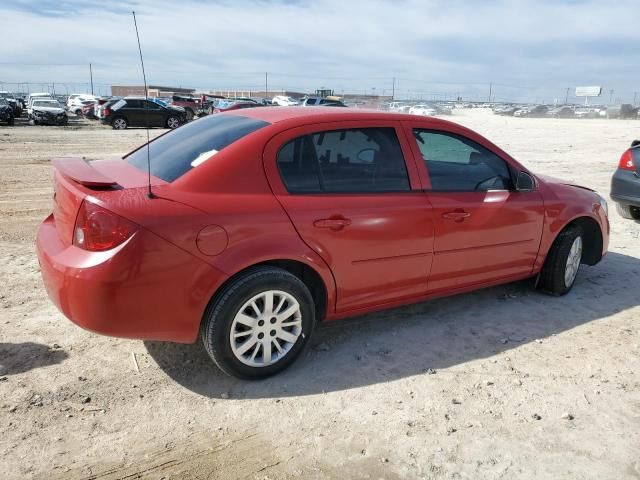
[169,95,201,120]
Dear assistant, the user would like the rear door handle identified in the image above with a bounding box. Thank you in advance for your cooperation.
[313,217,352,230]
[442,211,471,222]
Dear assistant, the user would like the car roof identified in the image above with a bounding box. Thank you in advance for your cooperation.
[225,106,458,127]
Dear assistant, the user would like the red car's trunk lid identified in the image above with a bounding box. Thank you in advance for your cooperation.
[51,157,165,245]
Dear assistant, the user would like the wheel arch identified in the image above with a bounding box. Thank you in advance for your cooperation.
[544,215,604,267]
[201,257,333,336]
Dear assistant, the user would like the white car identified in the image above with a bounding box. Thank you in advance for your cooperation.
[28,99,68,125]
[27,93,54,109]
[67,94,98,114]
[387,102,411,113]
[271,95,299,106]
[409,104,437,116]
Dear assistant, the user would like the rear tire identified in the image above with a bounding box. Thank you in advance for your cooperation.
[537,225,584,296]
[616,203,640,220]
[201,266,316,379]
[111,117,128,130]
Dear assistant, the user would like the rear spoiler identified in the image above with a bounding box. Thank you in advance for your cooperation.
[52,157,118,187]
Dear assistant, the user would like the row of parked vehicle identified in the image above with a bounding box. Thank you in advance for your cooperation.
[494,103,640,119]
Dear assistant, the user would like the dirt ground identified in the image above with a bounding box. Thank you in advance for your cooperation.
[1,110,639,480]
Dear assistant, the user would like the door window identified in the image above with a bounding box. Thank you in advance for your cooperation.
[414,130,513,191]
[124,99,143,108]
[277,127,410,193]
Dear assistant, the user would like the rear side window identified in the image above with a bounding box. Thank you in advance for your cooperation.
[125,99,143,108]
[414,130,513,191]
[277,127,410,193]
[126,115,269,182]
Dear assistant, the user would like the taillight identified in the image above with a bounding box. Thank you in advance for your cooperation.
[619,149,635,171]
[73,200,137,251]
[104,107,111,116]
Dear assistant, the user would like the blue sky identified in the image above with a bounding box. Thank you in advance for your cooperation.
[1,0,638,103]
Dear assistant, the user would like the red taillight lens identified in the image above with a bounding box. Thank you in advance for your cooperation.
[619,149,635,171]
[104,107,111,116]
[73,200,137,251]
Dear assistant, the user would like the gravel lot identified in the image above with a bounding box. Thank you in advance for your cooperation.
[1,110,639,479]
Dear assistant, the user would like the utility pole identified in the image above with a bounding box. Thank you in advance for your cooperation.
[265,72,268,98]
[488,82,492,102]
[609,89,614,104]
[89,63,94,95]
[565,87,569,104]
[392,77,395,100]
[634,92,638,105]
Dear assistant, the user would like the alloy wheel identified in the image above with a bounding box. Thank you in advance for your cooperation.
[113,118,126,130]
[230,290,303,367]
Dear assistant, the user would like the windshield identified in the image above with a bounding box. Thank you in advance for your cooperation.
[126,114,270,182]
[33,101,61,108]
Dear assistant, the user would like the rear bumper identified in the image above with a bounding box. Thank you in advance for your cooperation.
[36,214,225,343]
[611,169,640,207]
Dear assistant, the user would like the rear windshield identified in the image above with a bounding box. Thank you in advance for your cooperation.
[126,114,270,182]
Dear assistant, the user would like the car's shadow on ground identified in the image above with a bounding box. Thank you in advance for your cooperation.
[0,342,68,376]
[145,251,639,399]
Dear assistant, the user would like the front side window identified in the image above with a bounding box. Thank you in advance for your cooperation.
[414,130,513,191]
[277,127,410,193]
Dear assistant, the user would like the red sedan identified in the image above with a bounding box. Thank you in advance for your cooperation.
[36,108,609,378]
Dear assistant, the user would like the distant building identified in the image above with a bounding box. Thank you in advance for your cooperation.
[111,85,196,98]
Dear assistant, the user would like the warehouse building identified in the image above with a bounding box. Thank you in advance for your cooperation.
[110,85,196,98]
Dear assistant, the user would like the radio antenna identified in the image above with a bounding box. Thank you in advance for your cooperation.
[132,11,154,199]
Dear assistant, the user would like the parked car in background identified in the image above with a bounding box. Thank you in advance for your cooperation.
[300,97,345,107]
[67,94,98,115]
[81,100,97,118]
[28,99,68,125]
[409,104,437,116]
[94,97,117,120]
[547,106,575,118]
[37,108,609,379]
[0,98,15,125]
[210,99,262,113]
[199,94,225,115]
[606,104,639,119]
[610,140,640,219]
[27,93,55,110]
[0,91,23,117]
[169,95,200,120]
[272,95,299,106]
[101,97,186,130]
[574,108,599,119]
[514,105,548,118]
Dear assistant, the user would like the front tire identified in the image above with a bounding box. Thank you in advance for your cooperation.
[537,225,583,296]
[201,266,315,379]
[166,116,180,129]
[616,203,640,220]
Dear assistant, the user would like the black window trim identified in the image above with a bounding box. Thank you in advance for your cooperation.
[276,126,413,195]
[412,128,518,193]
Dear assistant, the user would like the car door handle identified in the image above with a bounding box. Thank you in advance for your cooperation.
[442,211,471,222]
[313,217,352,230]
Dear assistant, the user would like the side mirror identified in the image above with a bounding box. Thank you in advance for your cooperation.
[516,171,535,192]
